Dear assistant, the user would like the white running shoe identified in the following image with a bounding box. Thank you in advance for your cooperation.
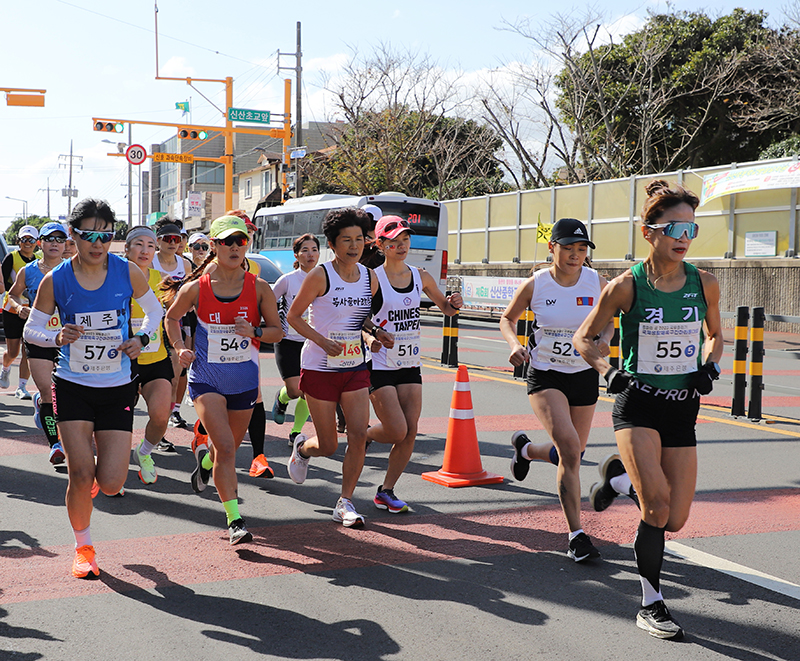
[0,367,10,389]
[332,497,365,528]
[287,433,309,484]
[15,385,32,400]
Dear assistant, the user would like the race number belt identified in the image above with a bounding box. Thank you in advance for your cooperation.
[131,317,161,354]
[385,329,421,368]
[207,324,251,364]
[327,330,364,369]
[637,321,701,375]
[535,327,587,368]
[69,329,123,374]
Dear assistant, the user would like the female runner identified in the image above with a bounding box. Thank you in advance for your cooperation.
[23,198,162,578]
[270,233,320,446]
[365,216,462,513]
[574,180,723,640]
[8,222,67,463]
[286,207,393,528]
[165,215,282,545]
[501,218,613,563]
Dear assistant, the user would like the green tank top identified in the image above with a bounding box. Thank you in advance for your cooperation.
[620,261,707,389]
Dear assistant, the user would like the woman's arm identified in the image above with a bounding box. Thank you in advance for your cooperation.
[7,268,29,318]
[287,266,343,356]
[499,278,535,368]
[165,281,200,368]
[420,269,462,316]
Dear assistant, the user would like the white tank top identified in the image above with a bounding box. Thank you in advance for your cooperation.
[529,266,601,373]
[300,261,372,372]
[273,269,308,343]
[371,265,423,371]
[152,253,187,280]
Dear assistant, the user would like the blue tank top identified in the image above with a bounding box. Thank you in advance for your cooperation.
[51,254,135,387]
[23,260,47,303]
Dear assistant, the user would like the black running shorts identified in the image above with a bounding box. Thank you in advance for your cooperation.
[526,366,599,407]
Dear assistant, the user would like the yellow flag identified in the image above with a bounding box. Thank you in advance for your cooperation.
[536,219,552,244]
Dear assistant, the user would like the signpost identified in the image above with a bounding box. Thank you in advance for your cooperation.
[125,144,147,166]
[153,152,194,164]
[227,107,271,124]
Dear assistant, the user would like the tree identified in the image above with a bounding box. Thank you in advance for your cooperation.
[305,45,507,199]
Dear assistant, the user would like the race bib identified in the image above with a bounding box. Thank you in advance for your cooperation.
[535,327,587,368]
[207,324,251,364]
[327,330,364,369]
[45,308,62,332]
[131,317,161,354]
[69,329,123,374]
[385,329,421,368]
[637,321,701,375]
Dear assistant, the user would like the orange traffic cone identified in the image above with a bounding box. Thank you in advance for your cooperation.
[422,365,504,488]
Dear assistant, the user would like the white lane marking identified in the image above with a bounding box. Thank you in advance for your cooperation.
[665,541,800,601]
[460,335,508,344]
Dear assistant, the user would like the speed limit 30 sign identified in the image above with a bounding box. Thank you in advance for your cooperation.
[126,144,147,165]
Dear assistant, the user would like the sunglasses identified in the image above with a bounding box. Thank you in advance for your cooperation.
[379,219,411,236]
[73,228,115,244]
[191,243,210,251]
[19,237,37,244]
[42,236,67,243]
[214,234,248,247]
[159,235,182,244]
[648,222,699,240]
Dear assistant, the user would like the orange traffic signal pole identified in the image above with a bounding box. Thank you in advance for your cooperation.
[2,87,46,107]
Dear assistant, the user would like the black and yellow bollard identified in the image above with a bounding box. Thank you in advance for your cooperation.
[441,292,459,368]
[731,306,749,417]
[608,314,621,370]
[513,308,534,379]
[747,306,764,421]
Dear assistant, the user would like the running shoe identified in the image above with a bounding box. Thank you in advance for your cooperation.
[249,454,274,479]
[191,419,208,452]
[0,367,10,389]
[49,441,65,466]
[272,390,288,425]
[15,385,32,400]
[72,545,99,579]
[132,441,158,484]
[510,431,532,482]
[636,600,684,640]
[590,453,626,512]
[567,532,601,562]
[287,433,309,484]
[191,446,211,493]
[374,488,409,514]
[288,431,300,447]
[228,517,253,545]
[333,497,365,528]
[156,438,177,453]
[109,487,125,497]
[33,392,43,430]
[168,411,189,429]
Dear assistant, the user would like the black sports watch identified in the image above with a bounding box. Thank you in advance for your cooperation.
[707,361,721,378]
[135,332,150,348]
[253,326,263,338]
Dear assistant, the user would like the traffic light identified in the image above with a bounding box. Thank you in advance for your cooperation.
[94,120,124,133]
[178,127,209,140]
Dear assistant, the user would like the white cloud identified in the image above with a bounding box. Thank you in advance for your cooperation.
[392,9,401,19]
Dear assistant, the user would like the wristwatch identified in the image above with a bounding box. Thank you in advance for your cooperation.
[253,326,263,338]
[135,332,150,348]
[706,361,721,378]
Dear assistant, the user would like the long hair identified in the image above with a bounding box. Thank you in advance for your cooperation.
[641,179,699,226]
[292,233,320,269]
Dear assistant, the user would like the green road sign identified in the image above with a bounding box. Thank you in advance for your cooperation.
[227,108,271,124]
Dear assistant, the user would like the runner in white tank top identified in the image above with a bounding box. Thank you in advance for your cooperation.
[500,218,614,563]
[365,215,462,513]
[285,207,392,529]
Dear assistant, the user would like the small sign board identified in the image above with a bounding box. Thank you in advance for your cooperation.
[153,152,194,164]
[744,231,777,257]
[290,148,307,159]
[126,144,147,166]
[228,107,271,124]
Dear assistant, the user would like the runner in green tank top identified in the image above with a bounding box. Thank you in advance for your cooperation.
[574,180,724,642]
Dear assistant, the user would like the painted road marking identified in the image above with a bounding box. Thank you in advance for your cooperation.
[666,541,800,601]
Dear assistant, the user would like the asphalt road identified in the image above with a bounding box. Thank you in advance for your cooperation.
[1,318,799,660]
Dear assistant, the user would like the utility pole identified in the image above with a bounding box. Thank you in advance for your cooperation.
[38,177,58,219]
[279,23,303,198]
[58,141,82,215]
[128,124,133,227]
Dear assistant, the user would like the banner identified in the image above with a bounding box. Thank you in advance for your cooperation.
[700,161,800,206]
[459,276,526,309]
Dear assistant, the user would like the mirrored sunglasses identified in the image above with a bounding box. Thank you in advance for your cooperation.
[19,237,37,244]
[159,234,182,244]
[191,243,210,251]
[42,236,67,243]
[73,228,115,244]
[214,234,248,247]
[648,221,699,240]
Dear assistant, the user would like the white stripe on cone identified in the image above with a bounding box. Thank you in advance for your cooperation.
[449,408,474,420]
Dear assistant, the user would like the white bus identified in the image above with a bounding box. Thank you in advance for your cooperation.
[252,192,449,299]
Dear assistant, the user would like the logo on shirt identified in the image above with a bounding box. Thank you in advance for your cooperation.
[334,286,345,291]
[576,297,594,306]
[683,293,699,299]
[546,299,557,306]
[209,312,221,323]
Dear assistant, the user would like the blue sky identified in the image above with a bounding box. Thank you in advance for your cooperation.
[0,0,791,229]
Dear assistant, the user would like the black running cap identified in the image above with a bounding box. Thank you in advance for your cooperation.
[551,218,595,249]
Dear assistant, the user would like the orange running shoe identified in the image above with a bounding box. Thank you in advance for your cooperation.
[249,454,274,478]
[91,480,99,499]
[191,419,208,453]
[72,545,99,578]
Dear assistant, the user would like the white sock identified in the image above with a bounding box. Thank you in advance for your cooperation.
[18,378,28,390]
[522,442,533,461]
[568,528,584,541]
[1,366,10,375]
[139,438,156,456]
[640,576,663,607]
[73,525,92,548]
[610,473,633,496]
